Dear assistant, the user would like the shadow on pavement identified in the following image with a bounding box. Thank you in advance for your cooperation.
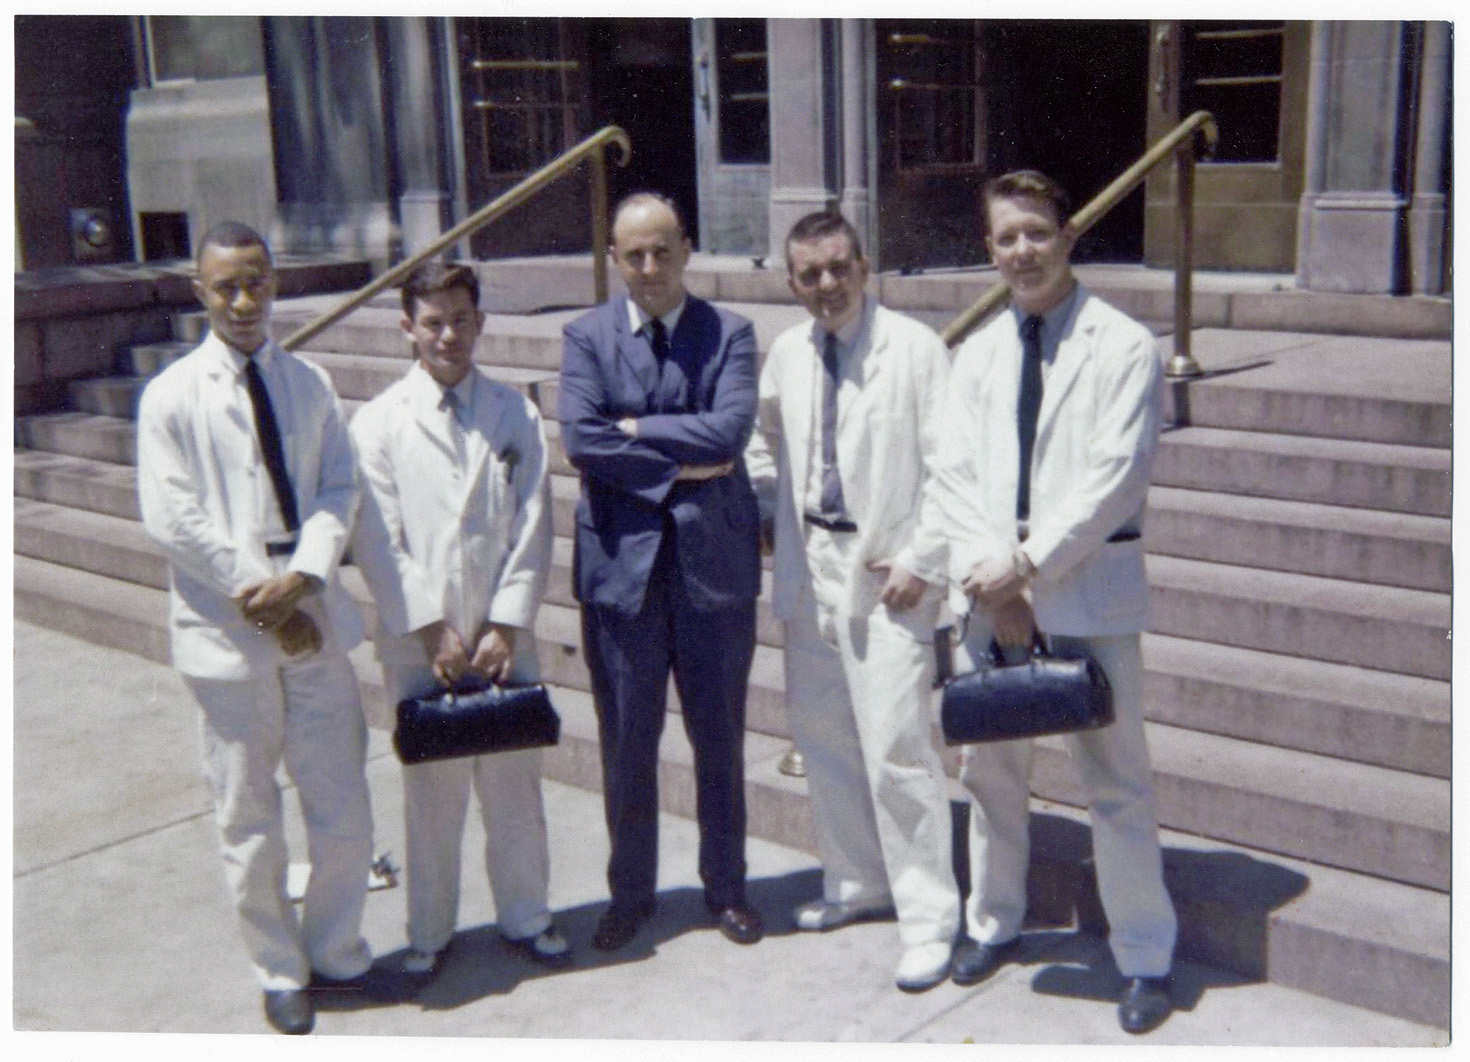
[353,867,830,1013]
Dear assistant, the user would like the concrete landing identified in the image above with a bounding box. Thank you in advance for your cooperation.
[11,619,1448,1054]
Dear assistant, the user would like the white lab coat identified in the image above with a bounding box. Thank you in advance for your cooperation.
[137,333,365,678]
[931,286,1177,978]
[745,301,960,949]
[929,286,1160,636]
[136,332,372,990]
[747,302,950,626]
[350,361,556,952]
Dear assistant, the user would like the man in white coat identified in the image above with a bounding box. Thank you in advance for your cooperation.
[350,260,567,979]
[746,211,961,992]
[136,222,375,1035]
[930,170,1177,1033]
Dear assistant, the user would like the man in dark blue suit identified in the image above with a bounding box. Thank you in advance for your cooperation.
[559,192,765,950]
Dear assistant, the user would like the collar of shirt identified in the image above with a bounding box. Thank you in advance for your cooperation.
[1011,282,1080,363]
[218,332,276,377]
[440,369,475,417]
[627,296,686,340]
[816,295,873,367]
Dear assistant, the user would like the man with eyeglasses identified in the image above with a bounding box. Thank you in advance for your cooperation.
[746,210,960,993]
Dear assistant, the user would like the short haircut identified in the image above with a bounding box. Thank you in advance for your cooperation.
[400,259,480,318]
[612,191,687,238]
[196,221,271,267]
[982,170,1072,230]
[785,211,865,264]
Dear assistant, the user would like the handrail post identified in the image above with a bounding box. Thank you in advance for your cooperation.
[591,148,610,303]
[1166,142,1204,379]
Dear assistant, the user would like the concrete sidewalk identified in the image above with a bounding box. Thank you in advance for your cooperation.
[11,618,1447,1053]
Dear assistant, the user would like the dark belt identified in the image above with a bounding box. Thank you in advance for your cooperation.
[265,538,297,557]
[1018,524,1139,544]
[804,511,858,533]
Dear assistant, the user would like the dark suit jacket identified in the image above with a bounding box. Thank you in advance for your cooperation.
[558,295,761,615]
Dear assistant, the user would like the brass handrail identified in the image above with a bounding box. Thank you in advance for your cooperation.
[940,110,1218,380]
[282,125,632,353]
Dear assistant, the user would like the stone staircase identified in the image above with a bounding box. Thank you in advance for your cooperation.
[12,258,1451,1028]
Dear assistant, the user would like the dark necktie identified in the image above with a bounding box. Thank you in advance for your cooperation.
[647,317,670,364]
[819,331,848,518]
[1016,314,1044,522]
[243,353,299,533]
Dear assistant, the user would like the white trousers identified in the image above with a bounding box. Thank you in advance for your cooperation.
[184,650,374,991]
[955,629,1177,977]
[386,638,552,955]
[784,583,961,948]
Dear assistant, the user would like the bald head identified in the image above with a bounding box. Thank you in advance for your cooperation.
[610,193,691,319]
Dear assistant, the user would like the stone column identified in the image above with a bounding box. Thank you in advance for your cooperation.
[382,18,456,260]
[1295,21,1413,294]
[766,18,839,263]
[837,19,878,264]
[1407,21,1450,295]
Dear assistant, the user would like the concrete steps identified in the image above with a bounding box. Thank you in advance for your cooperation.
[1153,426,1450,517]
[14,449,140,520]
[11,553,1450,1026]
[13,504,1450,895]
[1139,635,1449,779]
[1033,722,1448,891]
[1144,487,1450,591]
[15,489,1449,780]
[12,269,1451,1027]
[1145,554,1450,681]
[432,253,1453,341]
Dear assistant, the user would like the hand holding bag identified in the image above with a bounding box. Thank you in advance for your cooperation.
[940,632,1113,745]
[393,678,561,765]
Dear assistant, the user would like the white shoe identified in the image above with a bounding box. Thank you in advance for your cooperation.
[402,947,443,976]
[507,924,572,966]
[895,941,953,993]
[794,898,895,932]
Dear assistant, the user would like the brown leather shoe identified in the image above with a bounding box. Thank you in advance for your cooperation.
[711,903,764,945]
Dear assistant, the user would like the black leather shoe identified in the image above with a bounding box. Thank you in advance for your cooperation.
[711,904,764,945]
[263,988,314,1035]
[950,936,1020,987]
[1118,976,1173,1034]
[591,899,656,951]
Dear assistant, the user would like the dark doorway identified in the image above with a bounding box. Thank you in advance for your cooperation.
[584,18,699,246]
[15,15,138,268]
[981,21,1150,261]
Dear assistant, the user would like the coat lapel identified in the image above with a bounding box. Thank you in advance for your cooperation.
[406,362,461,459]
[612,302,662,401]
[459,370,494,489]
[785,324,820,500]
[1035,289,1092,446]
[203,339,259,467]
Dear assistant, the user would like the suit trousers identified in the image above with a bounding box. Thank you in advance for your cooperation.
[955,629,1177,977]
[785,582,961,947]
[387,641,553,955]
[184,649,373,990]
[581,534,756,910]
